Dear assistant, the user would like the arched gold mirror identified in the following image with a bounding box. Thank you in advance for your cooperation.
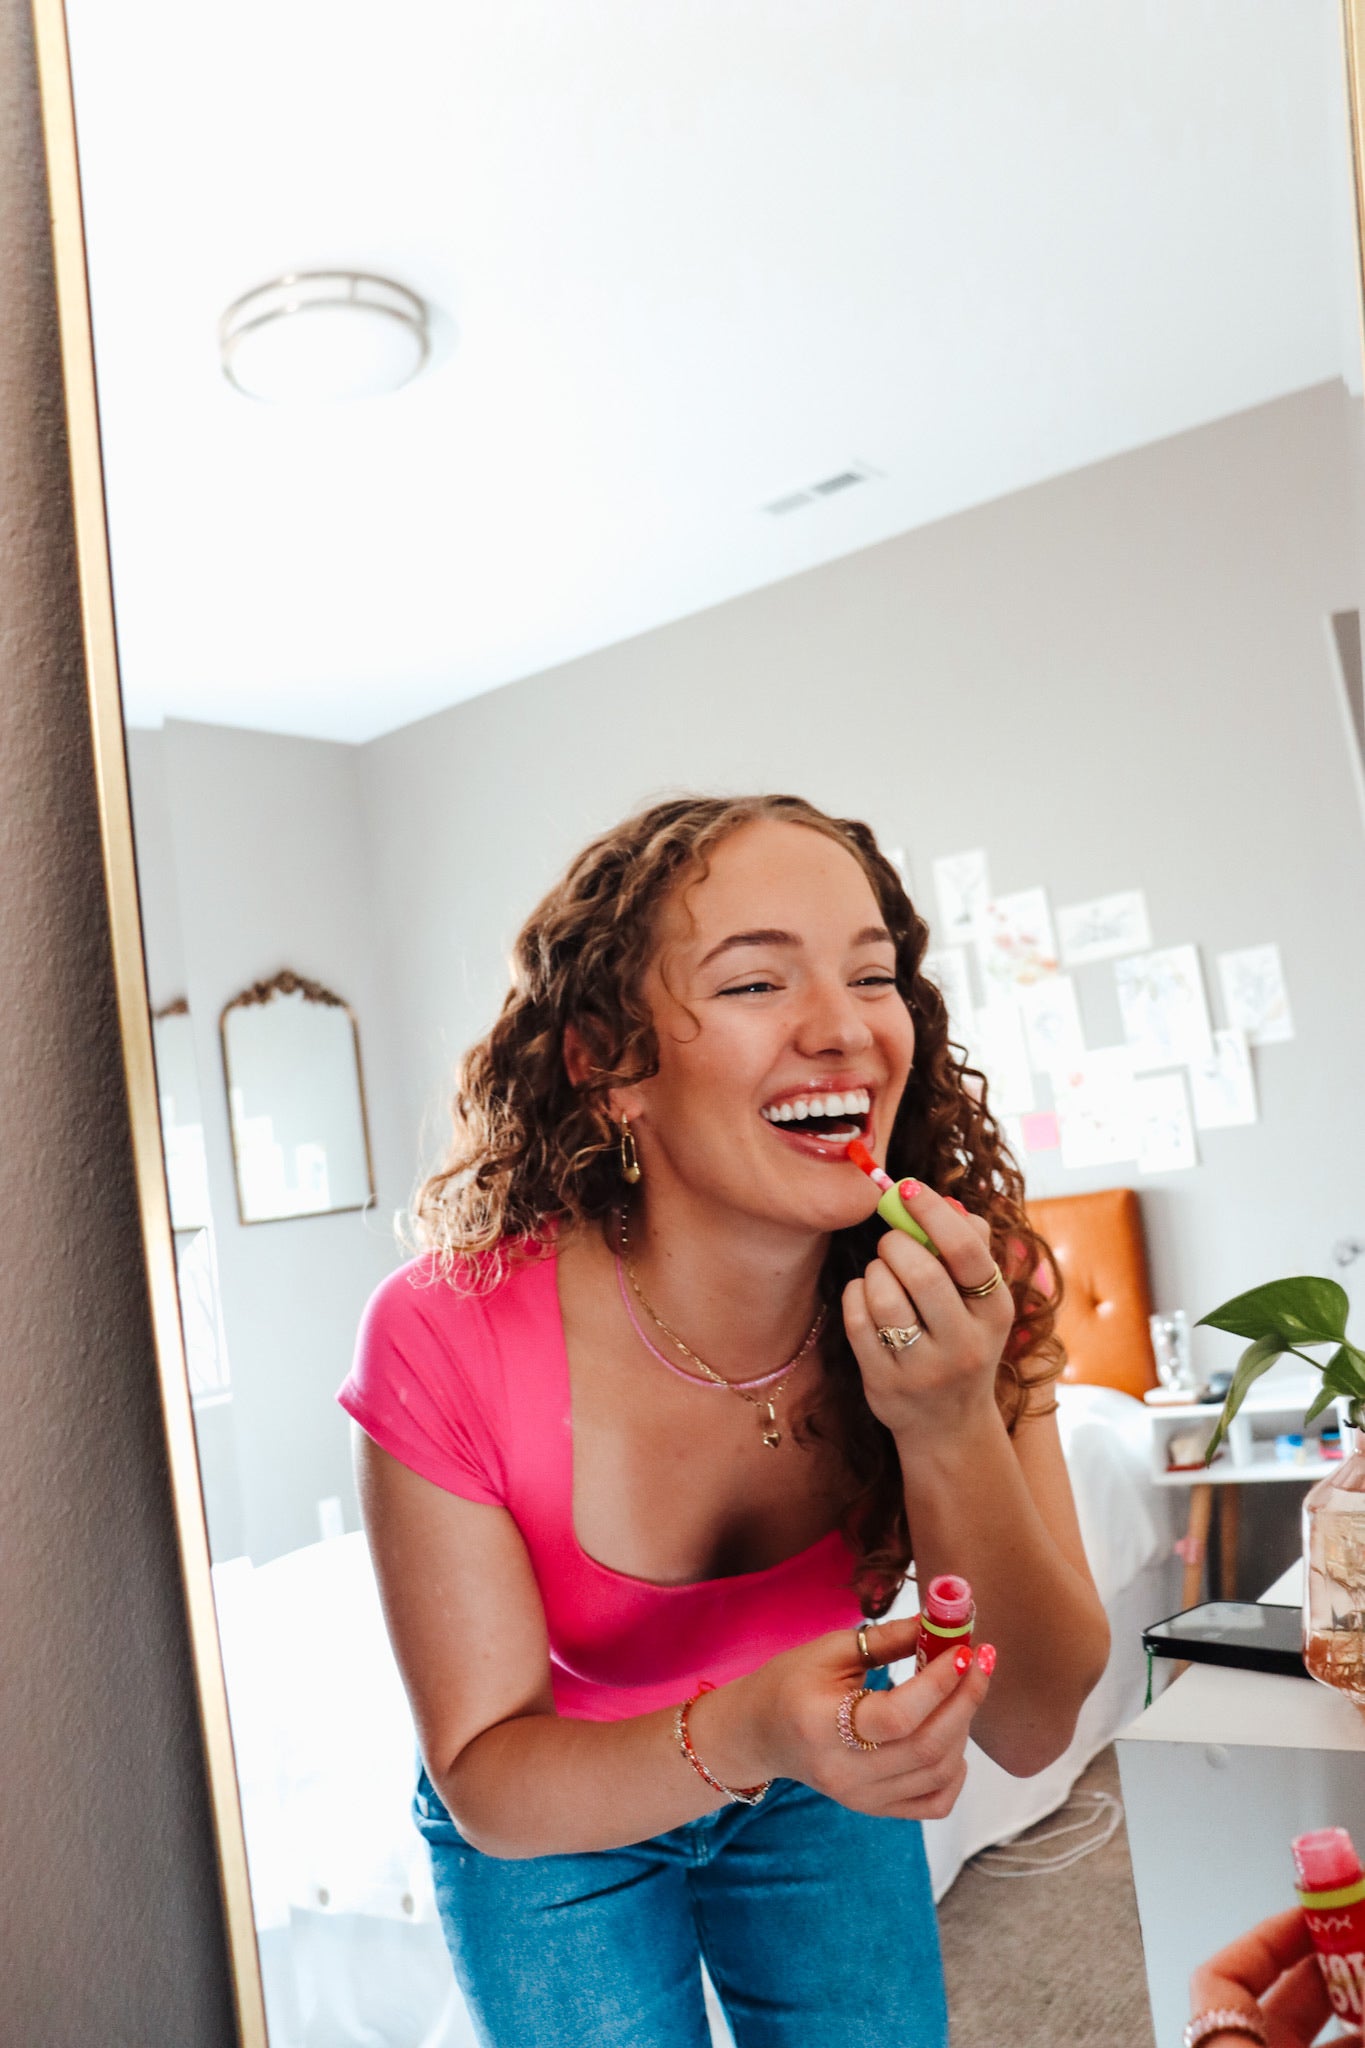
[220,970,376,1226]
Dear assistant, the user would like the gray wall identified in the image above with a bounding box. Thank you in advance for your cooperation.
[126,722,187,1007]
[125,730,248,1560]
[130,380,1365,1567]
[361,379,1365,1361]
[0,0,236,2035]
[131,722,411,1565]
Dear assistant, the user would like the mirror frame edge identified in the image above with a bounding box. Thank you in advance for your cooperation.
[28,0,268,2039]
[1345,0,1365,367]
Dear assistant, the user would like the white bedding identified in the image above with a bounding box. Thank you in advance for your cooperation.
[213,1383,1176,2047]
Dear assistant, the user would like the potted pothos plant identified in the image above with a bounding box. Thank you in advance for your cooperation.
[1200,1276,1365,1705]
[1201,1276,1365,1461]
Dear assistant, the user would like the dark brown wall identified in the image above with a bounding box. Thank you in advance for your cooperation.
[0,4,238,2041]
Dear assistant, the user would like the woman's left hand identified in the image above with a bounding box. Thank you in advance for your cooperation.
[841,1180,1016,1441]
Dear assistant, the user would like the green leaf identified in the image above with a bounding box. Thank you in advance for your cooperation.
[1196,1276,1349,1346]
[1319,1346,1365,1394]
[1304,1377,1342,1426]
[1204,1333,1284,1463]
[1300,1349,1365,1433]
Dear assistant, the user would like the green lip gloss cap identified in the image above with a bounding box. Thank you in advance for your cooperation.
[875,1186,939,1257]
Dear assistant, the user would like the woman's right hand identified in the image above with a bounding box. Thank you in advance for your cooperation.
[1189,1907,1358,2047]
[704,1614,992,1821]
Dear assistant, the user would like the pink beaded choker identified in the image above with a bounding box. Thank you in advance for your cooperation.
[613,1211,827,1449]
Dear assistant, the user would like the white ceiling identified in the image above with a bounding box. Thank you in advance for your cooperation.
[64,0,1360,744]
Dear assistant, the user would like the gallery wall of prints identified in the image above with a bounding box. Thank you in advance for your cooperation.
[925,850,1293,1183]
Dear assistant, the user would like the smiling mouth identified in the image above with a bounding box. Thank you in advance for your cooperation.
[759,1088,873,1145]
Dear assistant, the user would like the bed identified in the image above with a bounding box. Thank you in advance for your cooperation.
[214,1188,1179,2048]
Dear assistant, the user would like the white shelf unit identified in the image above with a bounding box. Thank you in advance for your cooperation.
[1145,1386,1352,1489]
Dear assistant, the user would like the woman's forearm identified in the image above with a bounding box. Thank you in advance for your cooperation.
[896,1410,1110,1777]
[432,1611,986,1857]
[434,1666,777,1859]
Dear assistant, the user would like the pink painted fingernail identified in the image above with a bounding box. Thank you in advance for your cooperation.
[899,1179,923,1200]
[945,1197,967,1214]
[952,1645,972,1674]
[976,1644,997,1676]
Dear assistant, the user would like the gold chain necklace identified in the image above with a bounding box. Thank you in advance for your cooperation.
[615,1210,827,1449]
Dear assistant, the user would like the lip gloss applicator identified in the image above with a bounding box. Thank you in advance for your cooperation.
[845,1139,941,1257]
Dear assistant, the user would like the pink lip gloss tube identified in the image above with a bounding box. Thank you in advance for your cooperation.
[1293,1826,1365,2024]
[915,1575,975,1672]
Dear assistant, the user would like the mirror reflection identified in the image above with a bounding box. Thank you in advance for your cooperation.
[65,5,1365,2046]
[221,970,375,1224]
[153,999,210,1231]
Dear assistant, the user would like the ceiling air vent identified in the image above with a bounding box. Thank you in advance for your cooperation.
[812,469,864,496]
[762,462,880,516]
[765,491,815,516]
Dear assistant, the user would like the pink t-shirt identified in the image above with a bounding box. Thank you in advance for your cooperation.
[336,1244,862,1721]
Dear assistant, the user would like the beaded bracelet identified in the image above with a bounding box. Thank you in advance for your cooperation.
[674,1683,771,1807]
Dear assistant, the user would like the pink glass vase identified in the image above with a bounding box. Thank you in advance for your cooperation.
[1304,1424,1365,1703]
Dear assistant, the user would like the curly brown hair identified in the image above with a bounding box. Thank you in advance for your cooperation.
[414,793,1063,1614]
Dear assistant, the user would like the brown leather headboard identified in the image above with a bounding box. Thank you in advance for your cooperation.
[1026,1188,1158,1400]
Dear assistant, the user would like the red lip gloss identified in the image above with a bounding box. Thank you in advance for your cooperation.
[1293,1826,1365,2023]
[915,1575,976,1672]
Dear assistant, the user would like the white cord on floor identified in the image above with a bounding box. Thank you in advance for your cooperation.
[969,1789,1124,1879]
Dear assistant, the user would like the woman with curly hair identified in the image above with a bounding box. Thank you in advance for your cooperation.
[338,794,1109,2048]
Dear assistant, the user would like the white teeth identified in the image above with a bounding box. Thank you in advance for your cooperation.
[762,1088,872,1125]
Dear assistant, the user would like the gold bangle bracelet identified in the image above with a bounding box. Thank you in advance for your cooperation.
[675,1689,771,1807]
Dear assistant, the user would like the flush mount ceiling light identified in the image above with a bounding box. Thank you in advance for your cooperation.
[219,272,432,403]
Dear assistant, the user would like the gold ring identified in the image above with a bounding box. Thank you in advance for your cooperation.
[959,1265,1004,1300]
[856,1622,883,1667]
[876,1323,924,1351]
[836,1685,880,1752]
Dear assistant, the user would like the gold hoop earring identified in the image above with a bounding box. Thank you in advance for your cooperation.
[618,1115,642,1185]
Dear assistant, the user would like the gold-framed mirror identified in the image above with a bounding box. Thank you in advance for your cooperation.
[220,970,376,1226]
[33,3,1365,2045]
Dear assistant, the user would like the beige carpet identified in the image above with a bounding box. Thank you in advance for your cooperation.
[938,1746,1156,2048]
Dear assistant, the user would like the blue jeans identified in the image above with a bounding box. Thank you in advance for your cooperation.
[411,1675,947,2048]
